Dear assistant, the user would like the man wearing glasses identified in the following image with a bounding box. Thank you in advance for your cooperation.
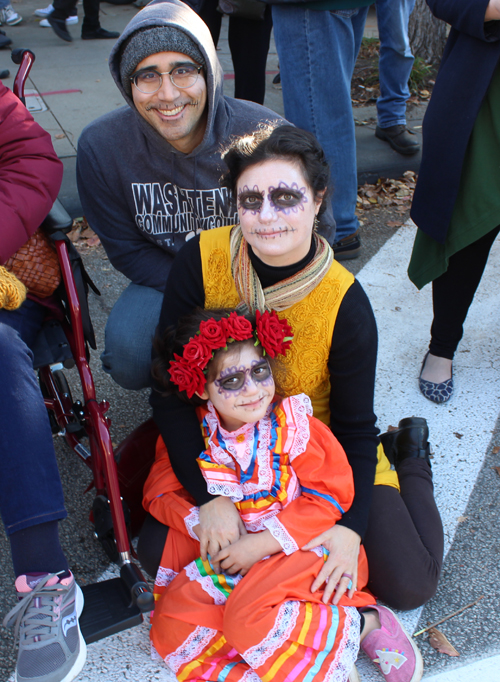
[77,0,287,392]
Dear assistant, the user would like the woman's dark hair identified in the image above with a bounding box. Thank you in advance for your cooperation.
[152,308,259,406]
[221,124,331,216]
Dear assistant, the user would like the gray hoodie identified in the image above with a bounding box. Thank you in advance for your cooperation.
[76,0,284,291]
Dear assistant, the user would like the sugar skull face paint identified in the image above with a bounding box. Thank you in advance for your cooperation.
[237,159,322,267]
[238,182,308,215]
[202,344,275,432]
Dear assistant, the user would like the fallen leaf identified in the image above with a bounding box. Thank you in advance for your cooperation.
[387,425,397,432]
[453,432,463,439]
[387,221,402,228]
[54,133,66,139]
[67,226,82,242]
[457,515,468,523]
[395,306,401,311]
[492,466,500,478]
[492,446,500,454]
[87,235,101,247]
[428,628,459,657]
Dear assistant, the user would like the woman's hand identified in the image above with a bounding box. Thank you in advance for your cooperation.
[302,525,361,604]
[213,530,281,576]
[485,0,500,21]
[196,496,247,572]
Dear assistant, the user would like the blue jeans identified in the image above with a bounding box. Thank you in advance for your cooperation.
[376,0,416,128]
[101,283,163,391]
[0,301,67,536]
[272,5,369,240]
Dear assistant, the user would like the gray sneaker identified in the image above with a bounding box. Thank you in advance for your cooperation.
[0,4,22,25]
[3,572,86,682]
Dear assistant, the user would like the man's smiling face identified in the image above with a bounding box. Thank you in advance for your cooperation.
[131,51,207,154]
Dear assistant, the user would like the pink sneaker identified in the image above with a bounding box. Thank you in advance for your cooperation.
[360,605,423,682]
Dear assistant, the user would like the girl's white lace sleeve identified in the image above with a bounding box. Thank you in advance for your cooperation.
[184,507,200,540]
[263,515,299,555]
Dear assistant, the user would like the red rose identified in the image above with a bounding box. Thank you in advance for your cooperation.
[182,336,212,368]
[255,310,293,358]
[169,355,206,398]
[198,319,227,351]
[222,312,254,342]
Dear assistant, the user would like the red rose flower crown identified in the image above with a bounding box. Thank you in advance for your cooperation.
[169,310,293,398]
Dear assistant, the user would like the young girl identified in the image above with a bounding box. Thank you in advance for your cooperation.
[144,309,423,682]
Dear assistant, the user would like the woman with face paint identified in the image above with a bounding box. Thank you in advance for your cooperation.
[145,308,422,682]
[144,126,443,663]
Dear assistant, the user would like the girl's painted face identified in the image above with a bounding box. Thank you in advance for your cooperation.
[236,158,323,267]
[201,343,275,432]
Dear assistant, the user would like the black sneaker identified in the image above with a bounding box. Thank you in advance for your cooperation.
[375,124,420,156]
[48,15,72,41]
[81,27,120,39]
[0,29,12,48]
[332,231,361,260]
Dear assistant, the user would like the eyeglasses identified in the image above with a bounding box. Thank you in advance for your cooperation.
[130,63,203,94]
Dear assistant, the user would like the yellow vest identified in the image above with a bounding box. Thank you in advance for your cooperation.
[199,225,399,490]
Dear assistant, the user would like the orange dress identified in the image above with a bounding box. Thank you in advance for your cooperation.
[144,394,375,682]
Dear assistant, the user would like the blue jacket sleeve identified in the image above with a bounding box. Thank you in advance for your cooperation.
[427,0,500,41]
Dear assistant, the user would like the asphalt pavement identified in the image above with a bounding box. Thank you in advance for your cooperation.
[1,3,499,681]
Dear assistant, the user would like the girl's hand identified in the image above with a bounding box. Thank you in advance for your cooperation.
[197,497,247,572]
[213,531,281,576]
[302,525,361,604]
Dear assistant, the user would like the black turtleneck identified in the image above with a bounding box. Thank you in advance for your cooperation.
[151,234,378,540]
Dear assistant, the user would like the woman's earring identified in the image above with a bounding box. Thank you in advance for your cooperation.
[314,217,320,230]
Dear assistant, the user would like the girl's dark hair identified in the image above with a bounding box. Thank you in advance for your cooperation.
[221,124,331,216]
[152,308,259,406]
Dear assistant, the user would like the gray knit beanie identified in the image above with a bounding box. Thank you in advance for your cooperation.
[120,26,206,97]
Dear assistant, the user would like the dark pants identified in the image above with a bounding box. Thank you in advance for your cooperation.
[138,459,444,611]
[429,225,500,360]
[51,0,100,31]
[199,0,273,105]
[364,460,443,610]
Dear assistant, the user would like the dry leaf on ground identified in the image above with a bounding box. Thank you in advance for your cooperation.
[492,446,500,454]
[428,628,459,657]
[492,466,500,478]
[67,217,101,248]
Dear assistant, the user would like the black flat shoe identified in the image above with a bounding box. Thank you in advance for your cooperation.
[380,416,431,467]
[82,27,120,39]
[48,15,72,41]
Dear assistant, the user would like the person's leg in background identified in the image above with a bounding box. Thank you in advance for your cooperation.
[0,305,87,682]
[0,0,22,27]
[49,0,119,41]
[272,5,369,258]
[100,282,164,391]
[198,0,223,46]
[228,6,273,105]
[419,225,500,401]
[375,0,420,155]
